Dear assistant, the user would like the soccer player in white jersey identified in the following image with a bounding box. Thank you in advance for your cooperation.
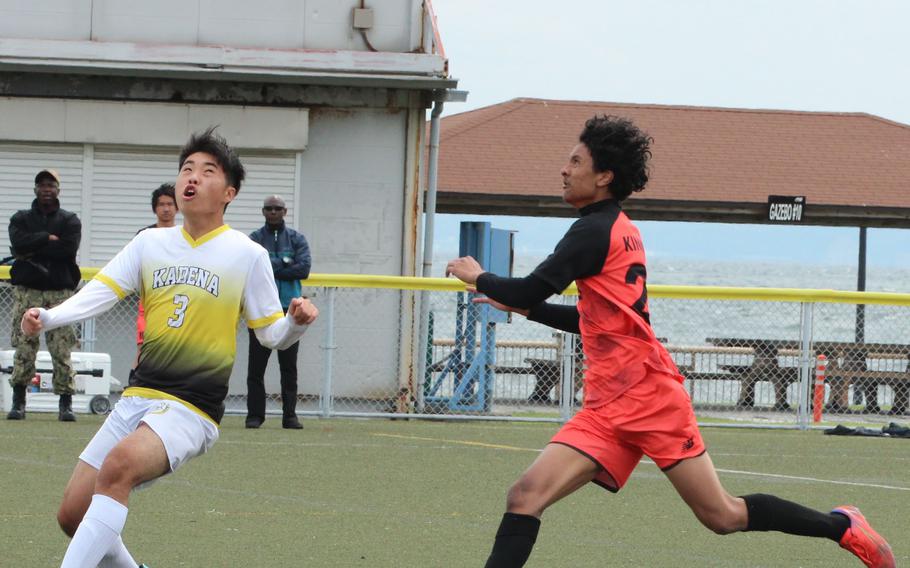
[20,127,319,568]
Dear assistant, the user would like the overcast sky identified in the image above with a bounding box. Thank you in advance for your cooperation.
[429,0,910,279]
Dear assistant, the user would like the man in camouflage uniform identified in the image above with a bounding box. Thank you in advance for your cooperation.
[7,169,82,421]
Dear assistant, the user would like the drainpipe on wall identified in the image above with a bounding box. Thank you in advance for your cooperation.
[422,96,445,278]
[415,94,445,412]
[419,88,466,276]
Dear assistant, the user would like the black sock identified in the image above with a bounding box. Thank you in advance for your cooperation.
[484,513,541,568]
[742,494,849,541]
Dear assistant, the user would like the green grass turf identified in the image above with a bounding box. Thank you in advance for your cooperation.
[1,414,907,567]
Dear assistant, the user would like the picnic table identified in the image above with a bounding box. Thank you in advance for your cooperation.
[696,338,800,410]
[701,337,910,414]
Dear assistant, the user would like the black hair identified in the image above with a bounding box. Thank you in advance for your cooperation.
[178,126,246,193]
[151,183,176,211]
[578,115,653,201]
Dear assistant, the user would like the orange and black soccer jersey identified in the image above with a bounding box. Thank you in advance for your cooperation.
[529,199,682,408]
[475,198,699,490]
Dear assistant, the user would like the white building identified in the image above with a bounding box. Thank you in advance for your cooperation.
[0,0,458,407]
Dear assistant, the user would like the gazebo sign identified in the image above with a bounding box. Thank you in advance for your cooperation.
[767,195,805,223]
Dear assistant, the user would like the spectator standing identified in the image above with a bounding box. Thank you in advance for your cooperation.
[7,168,82,422]
[245,195,311,429]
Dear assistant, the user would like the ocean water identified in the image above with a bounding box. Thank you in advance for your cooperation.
[436,253,910,292]
[430,254,910,348]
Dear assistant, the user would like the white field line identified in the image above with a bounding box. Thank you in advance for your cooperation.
[371,433,910,492]
[3,431,907,493]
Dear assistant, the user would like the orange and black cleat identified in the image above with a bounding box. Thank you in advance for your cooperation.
[832,506,895,568]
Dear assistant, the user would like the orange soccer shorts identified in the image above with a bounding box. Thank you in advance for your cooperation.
[550,371,706,492]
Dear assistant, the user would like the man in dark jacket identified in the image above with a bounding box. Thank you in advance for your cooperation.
[245,195,311,429]
[7,168,82,421]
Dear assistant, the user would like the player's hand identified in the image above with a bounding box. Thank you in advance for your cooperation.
[20,308,43,336]
[445,256,484,285]
[473,296,529,317]
[288,297,318,325]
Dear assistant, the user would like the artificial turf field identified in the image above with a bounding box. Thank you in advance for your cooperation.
[1,414,907,567]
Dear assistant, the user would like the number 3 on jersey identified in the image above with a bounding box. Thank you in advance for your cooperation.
[168,294,189,328]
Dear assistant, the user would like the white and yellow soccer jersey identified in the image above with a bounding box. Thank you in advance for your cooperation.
[95,225,285,423]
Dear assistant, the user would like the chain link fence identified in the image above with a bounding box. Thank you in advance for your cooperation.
[2,276,909,427]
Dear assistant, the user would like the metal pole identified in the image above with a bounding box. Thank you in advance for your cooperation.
[81,318,96,353]
[559,332,575,422]
[796,301,815,430]
[415,96,445,413]
[422,97,444,279]
[853,227,867,406]
[320,288,336,418]
[855,226,867,344]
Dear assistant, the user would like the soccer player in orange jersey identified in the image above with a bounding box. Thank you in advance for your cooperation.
[446,116,894,568]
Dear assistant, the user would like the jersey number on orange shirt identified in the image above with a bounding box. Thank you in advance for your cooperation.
[624,264,650,324]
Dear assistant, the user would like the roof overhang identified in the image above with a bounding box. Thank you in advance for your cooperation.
[0,38,457,90]
[436,192,910,229]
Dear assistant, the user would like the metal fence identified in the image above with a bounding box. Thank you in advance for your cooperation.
[2,274,910,428]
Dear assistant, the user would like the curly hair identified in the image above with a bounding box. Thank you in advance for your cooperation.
[578,115,653,201]
[178,126,246,193]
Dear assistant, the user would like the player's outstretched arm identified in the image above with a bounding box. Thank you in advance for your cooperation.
[473,296,580,334]
[22,279,121,336]
[472,296,530,317]
[254,298,317,351]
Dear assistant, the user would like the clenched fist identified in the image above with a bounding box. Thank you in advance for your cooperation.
[20,308,43,337]
[288,297,318,325]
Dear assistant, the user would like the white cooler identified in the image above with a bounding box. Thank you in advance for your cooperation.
[0,350,122,415]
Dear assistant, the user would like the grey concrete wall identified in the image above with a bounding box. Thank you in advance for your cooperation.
[279,107,411,400]
[0,0,421,52]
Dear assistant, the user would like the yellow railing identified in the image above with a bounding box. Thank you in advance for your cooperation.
[0,266,101,280]
[3,267,910,306]
[297,274,910,306]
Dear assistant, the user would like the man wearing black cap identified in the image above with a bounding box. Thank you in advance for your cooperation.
[6,169,82,421]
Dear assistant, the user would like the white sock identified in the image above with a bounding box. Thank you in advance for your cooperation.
[60,494,129,568]
[99,537,137,568]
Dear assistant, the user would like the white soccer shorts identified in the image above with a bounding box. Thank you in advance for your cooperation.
[79,396,219,475]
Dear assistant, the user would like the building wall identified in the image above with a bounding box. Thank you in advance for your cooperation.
[294,107,409,397]
[0,0,422,52]
[0,0,437,406]
[0,98,422,400]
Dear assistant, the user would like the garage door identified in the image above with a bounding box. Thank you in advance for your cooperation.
[90,146,298,266]
[0,143,85,263]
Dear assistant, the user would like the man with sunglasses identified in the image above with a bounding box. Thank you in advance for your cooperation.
[245,195,312,429]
